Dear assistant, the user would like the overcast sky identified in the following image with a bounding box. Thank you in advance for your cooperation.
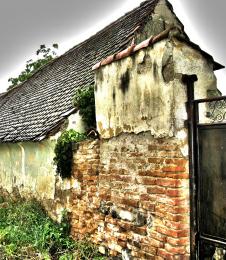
[0,0,225,93]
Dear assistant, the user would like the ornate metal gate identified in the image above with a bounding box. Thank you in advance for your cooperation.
[194,96,226,259]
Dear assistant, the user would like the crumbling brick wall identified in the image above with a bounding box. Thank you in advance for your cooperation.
[70,132,190,259]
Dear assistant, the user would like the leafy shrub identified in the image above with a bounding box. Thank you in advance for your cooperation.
[73,85,96,128]
[0,199,105,259]
[54,130,87,179]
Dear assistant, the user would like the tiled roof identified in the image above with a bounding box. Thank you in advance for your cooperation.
[0,0,159,142]
[92,26,174,70]
[92,26,225,71]
[0,0,223,142]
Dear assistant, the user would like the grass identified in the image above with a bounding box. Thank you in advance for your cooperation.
[0,198,105,259]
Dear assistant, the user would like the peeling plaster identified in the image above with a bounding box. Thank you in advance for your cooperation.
[95,41,176,139]
[0,140,56,200]
[17,143,25,177]
[95,37,218,140]
[176,129,189,157]
[134,0,186,45]
[95,41,177,139]
[162,40,174,83]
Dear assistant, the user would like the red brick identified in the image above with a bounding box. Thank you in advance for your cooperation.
[157,248,174,259]
[121,198,139,208]
[165,158,187,165]
[140,193,156,201]
[109,169,118,174]
[70,139,191,258]
[165,213,189,222]
[131,250,154,259]
[88,169,99,176]
[166,188,182,197]
[83,176,98,181]
[156,179,182,188]
[132,226,148,236]
[156,226,189,238]
[148,145,159,151]
[140,201,155,211]
[167,206,189,214]
[158,151,182,158]
[147,186,166,194]
[141,244,157,255]
[99,193,111,200]
[87,186,97,192]
[155,256,164,260]
[114,232,127,241]
[155,203,167,211]
[165,243,186,254]
[133,158,147,164]
[129,152,144,157]
[164,173,189,179]
[118,221,133,231]
[110,158,117,163]
[149,238,164,248]
[111,182,127,189]
[167,237,189,246]
[111,195,123,204]
[155,205,188,221]
[148,158,165,164]
[160,197,188,207]
[125,191,140,200]
[111,175,133,182]
[174,255,190,260]
[117,239,127,247]
[138,170,162,177]
[149,231,166,242]
[161,145,179,151]
[105,216,118,225]
[99,175,112,181]
[164,220,189,230]
[162,166,186,172]
[136,177,157,185]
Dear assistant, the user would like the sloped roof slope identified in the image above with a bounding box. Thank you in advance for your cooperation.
[0,0,223,142]
[0,0,160,142]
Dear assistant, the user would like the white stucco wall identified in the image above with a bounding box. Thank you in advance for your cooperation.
[0,111,85,201]
[95,39,217,140]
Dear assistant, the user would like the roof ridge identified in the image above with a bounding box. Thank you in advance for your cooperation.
[92,25,175,70]
[2,0,223,143]
[2,0,159,95]
[0,0,160,142]
[63,0,158,56]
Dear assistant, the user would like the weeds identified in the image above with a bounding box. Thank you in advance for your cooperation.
[0,199,105,259]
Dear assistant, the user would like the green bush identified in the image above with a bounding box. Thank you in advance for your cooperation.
[54,130,87,179]
[0,199,105,259]
[73,85,96,128]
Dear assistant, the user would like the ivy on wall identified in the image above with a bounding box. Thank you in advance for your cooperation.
[54,86,96,179]
[73,85,96,128]
[54,130,87,179]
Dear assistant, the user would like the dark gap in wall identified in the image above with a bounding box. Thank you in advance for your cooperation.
[120,69,130,94]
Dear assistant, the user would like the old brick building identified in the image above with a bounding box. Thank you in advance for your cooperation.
[0,0,224,258]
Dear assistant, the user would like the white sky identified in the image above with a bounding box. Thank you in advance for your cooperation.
[0,0,225,93]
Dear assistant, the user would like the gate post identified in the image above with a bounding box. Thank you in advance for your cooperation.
[182,74,198,259]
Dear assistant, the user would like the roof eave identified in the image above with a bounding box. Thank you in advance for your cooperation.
[213,61,225,71]
[177,37,225,71]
